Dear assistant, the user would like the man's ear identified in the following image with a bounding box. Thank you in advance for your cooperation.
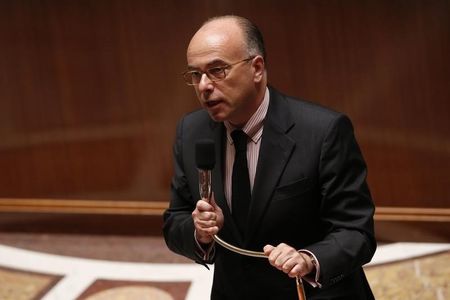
[252,56,265,83]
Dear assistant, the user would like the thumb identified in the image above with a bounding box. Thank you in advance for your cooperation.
[210,193,219,209]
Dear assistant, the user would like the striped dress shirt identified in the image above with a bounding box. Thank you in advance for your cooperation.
[224,87,270,211]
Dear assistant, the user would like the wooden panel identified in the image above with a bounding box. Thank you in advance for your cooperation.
[0,212,162,235]
[0,1,448,212]
[1,198,448,222]
[0,198,167,215]
[0,199,448,241]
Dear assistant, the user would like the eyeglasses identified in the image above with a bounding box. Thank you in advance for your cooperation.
[182,56,255,86]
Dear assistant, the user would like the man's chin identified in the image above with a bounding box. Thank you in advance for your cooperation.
[207,111,227,123]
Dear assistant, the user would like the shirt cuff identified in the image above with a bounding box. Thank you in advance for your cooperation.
[298,249,322,288]
[194,230,215,261]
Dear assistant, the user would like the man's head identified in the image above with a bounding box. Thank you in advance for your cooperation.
[185,16,267,127]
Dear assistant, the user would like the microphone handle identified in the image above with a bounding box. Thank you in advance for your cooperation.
[198,169,212,199]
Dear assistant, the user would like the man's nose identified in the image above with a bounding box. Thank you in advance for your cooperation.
[198,73,214,91]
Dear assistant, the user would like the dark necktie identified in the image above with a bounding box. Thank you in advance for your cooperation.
[231,130,251,236]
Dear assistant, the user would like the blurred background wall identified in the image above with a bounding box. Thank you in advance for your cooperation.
[0,0,448,240]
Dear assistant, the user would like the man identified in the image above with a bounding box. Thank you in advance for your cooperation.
[163,15,376,299]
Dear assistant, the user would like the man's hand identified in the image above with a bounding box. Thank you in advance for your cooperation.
[192,194,224,244]
[264,243,315,278]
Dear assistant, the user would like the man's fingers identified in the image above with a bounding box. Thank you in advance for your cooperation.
[267,248,282,266]
[196,225,219,236]
[263,244,275,256]
[192,200,216,222]
[281,256,298,272]
[197,211,216,220]
[275,253,293,270]
[196,199,213,211]
[264,243,312,278]
[195,218,217,228]
[287,264,302,278]
[266,243,288,264]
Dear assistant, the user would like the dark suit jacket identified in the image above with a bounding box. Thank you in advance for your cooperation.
[163,87,376,299]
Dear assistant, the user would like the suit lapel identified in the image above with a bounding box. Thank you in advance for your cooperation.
[246,89,296,244]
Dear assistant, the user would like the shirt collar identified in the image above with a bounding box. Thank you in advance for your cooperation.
[225,87,270,145]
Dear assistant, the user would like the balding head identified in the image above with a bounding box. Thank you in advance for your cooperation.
[187,17,245,66]
[188,16,266,63]
[204,16,266,60]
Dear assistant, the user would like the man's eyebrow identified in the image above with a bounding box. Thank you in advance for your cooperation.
[187,59,227,70]
[206,59,227,66]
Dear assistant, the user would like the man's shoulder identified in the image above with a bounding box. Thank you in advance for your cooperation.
[183,108,210,121]
[175,108,220,137]
[270,87,344,125]
[285,94,340,117]
[178,108,212,127]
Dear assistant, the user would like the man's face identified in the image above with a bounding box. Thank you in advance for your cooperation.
[186,20,258,127]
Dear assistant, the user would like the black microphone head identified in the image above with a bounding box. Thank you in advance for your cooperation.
[195,139,216,170]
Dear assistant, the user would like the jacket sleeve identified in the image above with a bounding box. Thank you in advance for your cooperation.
[162,117,214,266]
[305,114,377,287]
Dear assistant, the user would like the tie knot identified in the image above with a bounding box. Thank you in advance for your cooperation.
[231,130,248,153]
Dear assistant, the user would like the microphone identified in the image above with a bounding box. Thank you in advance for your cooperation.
[195,139,215,199]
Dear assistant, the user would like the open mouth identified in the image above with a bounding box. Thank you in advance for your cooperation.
[205,100,221,108]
